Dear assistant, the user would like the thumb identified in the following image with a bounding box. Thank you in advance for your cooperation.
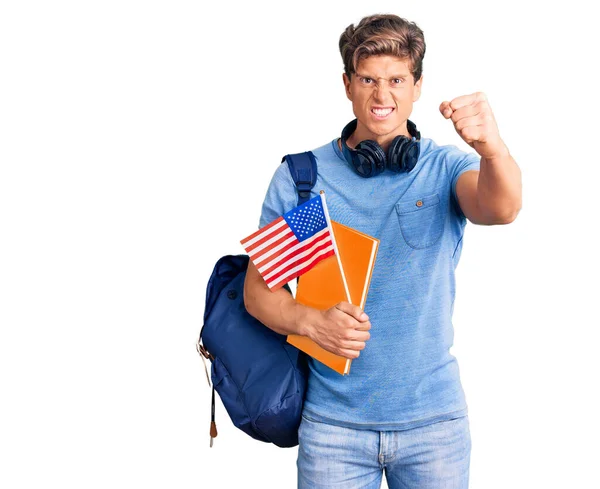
[335,302,369,321]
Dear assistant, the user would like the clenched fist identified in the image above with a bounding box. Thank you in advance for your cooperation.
[440,91,508,160]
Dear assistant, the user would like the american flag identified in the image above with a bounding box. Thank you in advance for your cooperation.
[241,194,335,291]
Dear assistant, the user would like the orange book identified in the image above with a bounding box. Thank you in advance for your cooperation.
[287,220,379,375]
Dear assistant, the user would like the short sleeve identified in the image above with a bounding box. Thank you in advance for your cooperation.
[258,162,299,229]
[446,145,481,218]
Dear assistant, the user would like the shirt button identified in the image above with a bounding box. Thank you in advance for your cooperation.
[416,200,423,207]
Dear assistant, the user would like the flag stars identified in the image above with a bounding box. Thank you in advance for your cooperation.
[283,196,329,240]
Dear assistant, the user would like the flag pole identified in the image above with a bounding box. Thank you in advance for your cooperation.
[319,190,352,304]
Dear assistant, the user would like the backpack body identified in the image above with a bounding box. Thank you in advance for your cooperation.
[198,151,317,448]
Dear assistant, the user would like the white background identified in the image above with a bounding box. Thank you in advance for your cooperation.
[1,1,599,488]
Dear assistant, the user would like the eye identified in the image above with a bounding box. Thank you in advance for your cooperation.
[360,77,373,84]
[392,78,404,85]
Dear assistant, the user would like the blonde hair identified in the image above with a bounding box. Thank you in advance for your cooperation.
[339,14,426,82]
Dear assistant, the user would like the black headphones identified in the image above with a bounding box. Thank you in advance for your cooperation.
[340,118,422,178]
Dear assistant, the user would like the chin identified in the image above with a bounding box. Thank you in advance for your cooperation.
[366,117,403,137]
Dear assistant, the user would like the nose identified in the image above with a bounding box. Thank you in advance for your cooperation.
[373,81,392,103]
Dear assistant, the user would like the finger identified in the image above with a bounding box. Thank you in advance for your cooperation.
[454,122,485,144]
[459,124,485,143]
[439,101,452,118]
[339,348,361,360]
[353,330,371,342]
[455,100,492,123]
[454,114,485,132]
[354,321,372,331]
[450,104,480,124]
[335,302,369,321]
[338,341,366,357]
[345,325,371,339]
[449,91,486,111]
[341,338,367,350]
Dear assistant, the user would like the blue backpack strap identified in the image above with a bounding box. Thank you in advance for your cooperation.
[282,151,317,206]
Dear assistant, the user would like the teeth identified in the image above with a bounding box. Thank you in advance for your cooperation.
[372,108,393,116]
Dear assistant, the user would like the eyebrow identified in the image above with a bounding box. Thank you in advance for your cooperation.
[355,72,409,79]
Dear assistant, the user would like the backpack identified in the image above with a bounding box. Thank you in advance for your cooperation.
[197,151,318,448]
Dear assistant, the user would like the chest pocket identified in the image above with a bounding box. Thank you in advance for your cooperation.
[395,192,444,249]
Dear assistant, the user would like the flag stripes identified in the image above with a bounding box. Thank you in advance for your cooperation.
[240,195,335,290]
[266,246,335,291]
[261,234,334,286]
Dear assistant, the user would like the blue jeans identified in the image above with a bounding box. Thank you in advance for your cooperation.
[297,413,471,489]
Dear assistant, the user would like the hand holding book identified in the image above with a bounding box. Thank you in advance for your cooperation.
[304,302,372,361]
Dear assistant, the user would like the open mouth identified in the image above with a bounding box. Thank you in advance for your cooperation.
[371,107,394,119]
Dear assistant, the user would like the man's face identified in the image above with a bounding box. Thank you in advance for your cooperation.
[343,55,422,139]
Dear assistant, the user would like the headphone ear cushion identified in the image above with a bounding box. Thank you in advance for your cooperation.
[353,140,387,177]
[387,136,421,173]
[402,140,420,172]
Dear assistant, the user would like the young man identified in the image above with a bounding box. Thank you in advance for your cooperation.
[244,13,521,489]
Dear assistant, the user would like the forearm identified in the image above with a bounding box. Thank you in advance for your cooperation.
[243,266,317,337]
[477,142,522,223]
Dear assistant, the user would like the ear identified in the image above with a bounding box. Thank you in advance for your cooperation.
[413,74,423,102]
[343,73,352,101]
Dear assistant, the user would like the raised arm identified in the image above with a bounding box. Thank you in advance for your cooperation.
[454,150,521,225]
[440,92,522,225]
